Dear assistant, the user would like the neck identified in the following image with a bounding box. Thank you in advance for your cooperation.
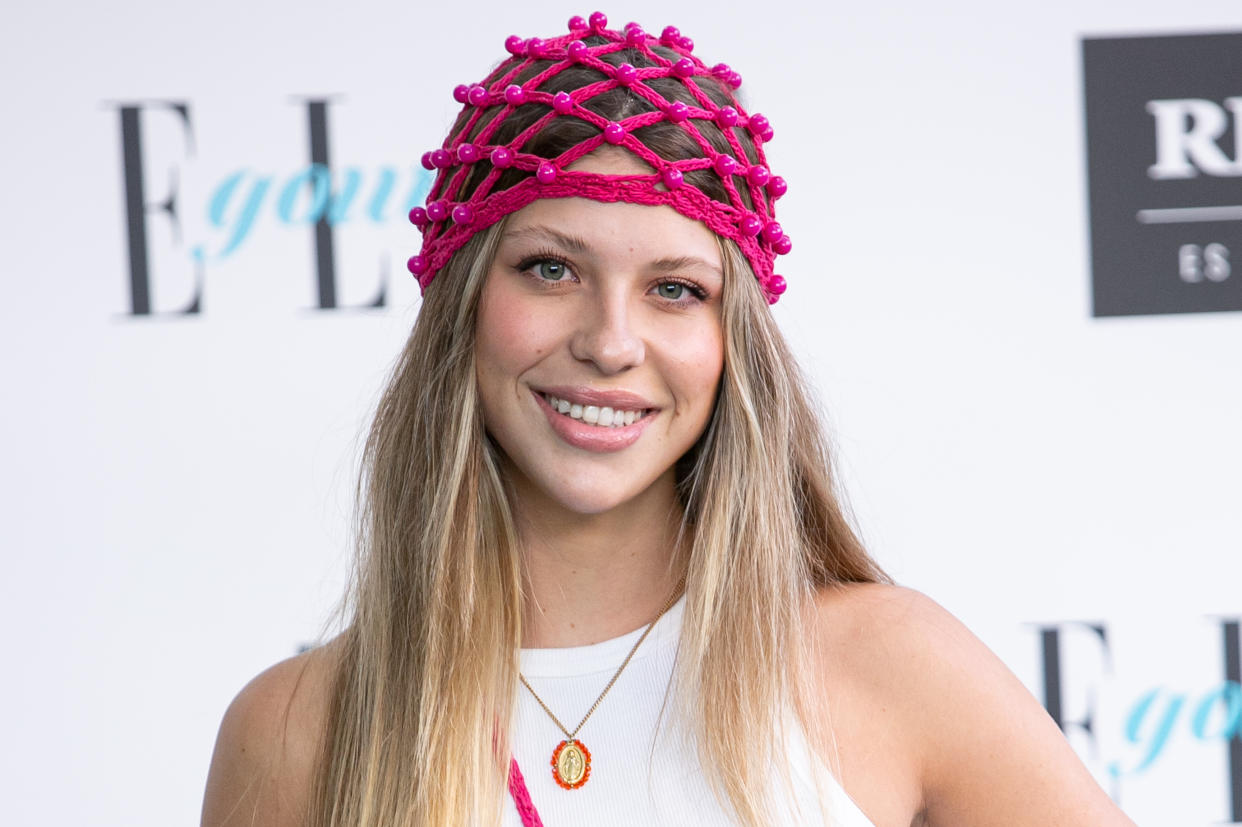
[511,473,686,648]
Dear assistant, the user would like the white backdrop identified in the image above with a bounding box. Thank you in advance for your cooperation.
[2,1,1240,824]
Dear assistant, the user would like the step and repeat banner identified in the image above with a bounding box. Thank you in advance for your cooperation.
[2,1,1240,824]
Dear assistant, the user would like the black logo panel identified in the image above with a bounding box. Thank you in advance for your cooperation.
[1083,32,1242,317]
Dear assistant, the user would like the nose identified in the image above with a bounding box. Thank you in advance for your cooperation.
[568,287,645,374]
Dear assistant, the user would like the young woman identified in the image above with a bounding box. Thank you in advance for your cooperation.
[202,13,1134,827]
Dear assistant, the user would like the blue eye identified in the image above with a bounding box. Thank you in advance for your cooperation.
[536,260,567,281]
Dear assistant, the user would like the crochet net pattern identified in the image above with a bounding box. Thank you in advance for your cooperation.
[406,11,791,303]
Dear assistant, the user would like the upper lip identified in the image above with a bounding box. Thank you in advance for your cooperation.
[535,385,658,411]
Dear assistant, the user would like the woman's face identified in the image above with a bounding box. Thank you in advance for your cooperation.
[475,150,725,517]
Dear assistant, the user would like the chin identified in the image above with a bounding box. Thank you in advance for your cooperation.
[556,492,635,517]
[537,476,647,517]
[513,461,676,519]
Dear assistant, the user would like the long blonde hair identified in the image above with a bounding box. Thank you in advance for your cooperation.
[309,220,886,825]
[310,35,887,827]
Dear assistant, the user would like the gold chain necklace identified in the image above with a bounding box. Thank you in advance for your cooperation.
[519,578,685,790]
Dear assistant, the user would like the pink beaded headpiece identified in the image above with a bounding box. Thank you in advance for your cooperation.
[406,11,791,303]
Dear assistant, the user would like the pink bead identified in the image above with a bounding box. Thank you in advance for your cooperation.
[762,221,783,242]
[740,214,763,236]
[552,92,574,114]
[625,26,645,46]
[759,125,774,142]
[426,201,448,221]
[623,20,641,31]
[407,255,427,276]
[746,165,770,186]
[726,71,742,89]
[420,151,435,171]
[711,62,731,77]
[749,113,769,134]
[715,106,738,127]
[615,63,637,85]
[676,36,694,52]
[526,37,546,58]
[431,149,452,169]
[453,84,470,103]
[467,85,488,106]
[660,25,680,45]
[568,15,588,32]
[767,274,787,295]
[451,204,474,225]
[603,122,625,145]
[673,57,695,78]
[408,207,428,227]
[457,144,479,164]
[766,176,787,198]
[773,235,792,255]
[666,101,689,123]
[662,168,684,189]
[490,146,513,168]
[567,40,588,60]
[589,11,607,30]
[536,162,557,183]
[767,293,779,305]
[504,36,525,55]
[504,84,527,105]
[714,155,738,176]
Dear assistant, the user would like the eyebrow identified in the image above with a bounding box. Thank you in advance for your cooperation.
[648,255,723,279]
[502,225,591,255]
[503,224,724,278]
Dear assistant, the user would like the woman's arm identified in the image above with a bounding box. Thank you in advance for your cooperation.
[200,645,335,827]
[811,584,1135,826]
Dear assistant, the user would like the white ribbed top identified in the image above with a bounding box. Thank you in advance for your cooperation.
[504,597,875,827]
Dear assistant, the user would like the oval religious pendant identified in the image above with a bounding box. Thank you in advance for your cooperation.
[551,739,591,789]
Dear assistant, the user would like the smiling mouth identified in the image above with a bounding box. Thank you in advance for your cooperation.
[539,392,654,429]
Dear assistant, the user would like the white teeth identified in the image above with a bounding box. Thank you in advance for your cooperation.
[542,393,647,428]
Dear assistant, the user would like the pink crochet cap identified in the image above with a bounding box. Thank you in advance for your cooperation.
[406,11,791,303]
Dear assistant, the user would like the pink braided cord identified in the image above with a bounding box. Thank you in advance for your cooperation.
[407,12,791,303]
[508,757,545,827]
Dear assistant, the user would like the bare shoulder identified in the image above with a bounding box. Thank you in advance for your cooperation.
[809,583,998,686]
[200,636,346,827]
[807,583,1134,827]
[809,581,940,656]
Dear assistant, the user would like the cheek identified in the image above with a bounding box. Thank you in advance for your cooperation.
[475,276,557,400]
[479,311,555,370]
[667,325,725,415]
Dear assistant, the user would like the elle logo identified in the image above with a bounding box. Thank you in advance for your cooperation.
[109,99,431,317]
[1037,618,1242,820]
